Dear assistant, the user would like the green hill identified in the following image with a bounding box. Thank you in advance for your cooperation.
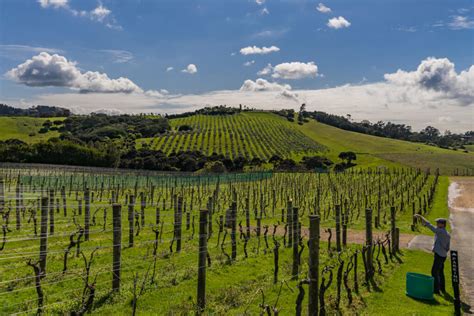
[0,117,64,143]
[137,112,324,159]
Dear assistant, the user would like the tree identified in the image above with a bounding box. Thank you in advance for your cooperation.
[338,152,357,165]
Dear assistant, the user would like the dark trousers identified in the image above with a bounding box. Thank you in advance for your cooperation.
[431,253,446,293]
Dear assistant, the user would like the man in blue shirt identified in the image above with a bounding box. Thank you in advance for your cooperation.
[414,214,451,294]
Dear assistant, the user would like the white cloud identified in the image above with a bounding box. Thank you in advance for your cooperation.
[240,45,280,55]
[448,16,474,30]
[145,89,170,98]
[384,57,474,106]
[243,60,255,66]
[38,0,68,8]
[257,63,273,75]
[240,78,298,100]
[316,3,331,13]
[38,0,121,30]
[90,5,111,23]
[6,52,142,94]
[166,66,174,72]
[327,16,351,29]
[0,44,64,59]
[261,7,270,15]
[256,0,265,5]
[271,61,318,79]
[182,64,198,74]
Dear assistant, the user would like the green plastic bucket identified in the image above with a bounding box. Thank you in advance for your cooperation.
[406,272,434,300]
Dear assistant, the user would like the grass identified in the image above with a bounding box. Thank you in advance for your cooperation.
[363,249,454,316]
[0,117,64,143]
[298,119,474,175]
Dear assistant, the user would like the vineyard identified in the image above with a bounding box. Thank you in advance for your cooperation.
[138,112,324,160]
[0,165,449,315]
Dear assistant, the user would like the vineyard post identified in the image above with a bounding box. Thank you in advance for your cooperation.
[197,209,209,314]
[292,207,299,280]
[140,192,146,227]
[390,206,397,253]
[128,195,135,247]
[61,186,67,217]
[245,197,250,239]
[365,208,374,281]
[0,177,4,212]
[112,204,122,292]
[176,196,183,252]
[335,204,342,252]
[78,199,82,215]
[308,214,320,316]
[287,199,293,248]
[155,207,160,226]
[231,200,237,260]
[84,188,90,241]
[39,197,48,276]
[49,189,54,235]
[15,181,20,230]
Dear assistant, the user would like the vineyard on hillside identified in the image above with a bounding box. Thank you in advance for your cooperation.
[0,165,443,315]
[138,112,324,160]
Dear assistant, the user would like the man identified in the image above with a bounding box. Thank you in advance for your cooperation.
[414,214,451,294]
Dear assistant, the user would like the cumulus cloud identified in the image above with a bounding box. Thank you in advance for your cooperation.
[166,66,174,72]
[256,0,265,5]
[271,62,318,79]
[145,89,170,98]
[240,78,298,100]
[316,3,331,13]
[240,45,280,55]
[384,57,474,105]
[6,52,142,94]
[327,16,351,29]
[38,0,68,8]
[90,5,111,22]
[182,64,198,74]
[448,16,474,30]
[243,60,255,66]
[257,63,273,75]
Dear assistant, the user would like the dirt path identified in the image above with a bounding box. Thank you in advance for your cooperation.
[448,177,474,308]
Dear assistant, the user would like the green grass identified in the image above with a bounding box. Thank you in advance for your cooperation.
[298,119,474,175]
[363,249,454,316]
[0,117,64,143]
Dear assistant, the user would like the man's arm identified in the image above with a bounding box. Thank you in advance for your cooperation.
[414,214,436,233]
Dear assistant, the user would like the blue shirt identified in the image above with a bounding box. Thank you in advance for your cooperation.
[423,220,451,257]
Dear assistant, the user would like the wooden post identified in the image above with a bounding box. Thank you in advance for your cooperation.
[390,206,397,253]
[287,199,293,248]
[0,177,4,212]
[49,190,54,236]
[61,186,67,217]
[308,215,320,316]
[335,204,342,252]
[84,188,90,241]
[140,192,146,227]
[231,201,237,260]
[245,197,251,239]
[112,204,122,292]
[128,195,135,247]
[39,197,48,276]
[155,207,160,225]
[365,208,373,281]
[292,207,299,280]
[197,209,209,314]
[78,199,82,216]
[176,196,183,252]
[16,182,21,230]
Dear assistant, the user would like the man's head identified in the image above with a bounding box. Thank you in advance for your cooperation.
[435,218,447,228]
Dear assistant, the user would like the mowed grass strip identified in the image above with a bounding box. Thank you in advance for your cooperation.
[0,117,64,143]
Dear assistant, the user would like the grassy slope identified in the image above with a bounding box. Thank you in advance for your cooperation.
[0,117,63,143]
[298,119,474,175]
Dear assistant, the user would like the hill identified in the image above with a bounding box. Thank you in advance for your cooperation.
[0,116,64,143]
[137,111,324,160]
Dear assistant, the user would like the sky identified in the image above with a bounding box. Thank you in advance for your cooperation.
[0,0,473,132]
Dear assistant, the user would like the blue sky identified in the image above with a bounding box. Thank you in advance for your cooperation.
[0,0,473,131]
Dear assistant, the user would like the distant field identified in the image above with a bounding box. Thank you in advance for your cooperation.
[299,120,474,175]
[138,112,324,159]
[0,117,64,143]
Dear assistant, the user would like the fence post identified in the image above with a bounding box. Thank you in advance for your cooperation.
[287,199,293,247]
[39,197,48,276]
[61,186,67,217]
[450,250,461,316]
[292,207,299,280]
[231,200,237,260]
[84,188,90,241]
[112,204,122,292]
[308,215,320,316]
[49,189,55,236]
[390,206,397,253]
[365,208,373,281]
[128,195,135,247]
[197,209,209,314]
[176,196,183,252]
[16,182,21,230]
[335,204,342,252]
[140,191,146,227]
